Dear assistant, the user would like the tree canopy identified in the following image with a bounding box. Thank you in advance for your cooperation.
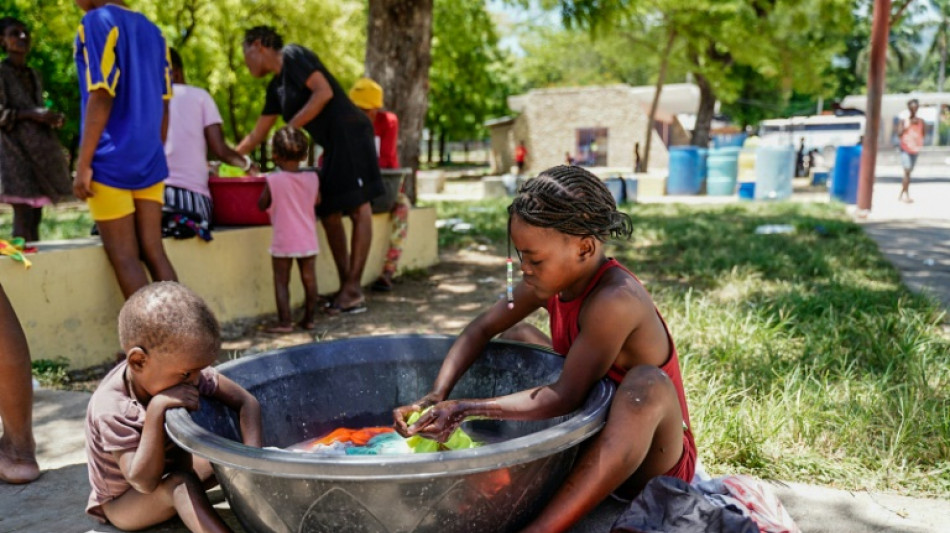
[426,0,514,144]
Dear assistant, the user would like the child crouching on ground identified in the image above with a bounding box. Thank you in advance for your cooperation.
[258,125,321,333]
[394,165,696,533]
[84,282,261,532]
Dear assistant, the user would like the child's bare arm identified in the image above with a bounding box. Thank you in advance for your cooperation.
[236,114,278,155]
[409,287,642,442]
[113,384,199,494]
[314,188,321,206]
[160,99,169,143]
[73,89,113,200]
[211,376,262,447]
[258,184,272,211]
[393,282,544,435]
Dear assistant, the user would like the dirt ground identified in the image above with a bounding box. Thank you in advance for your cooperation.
[61,245,530,392]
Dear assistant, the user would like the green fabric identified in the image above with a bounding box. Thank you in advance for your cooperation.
[217,163,245,177]
[404,408,480,453]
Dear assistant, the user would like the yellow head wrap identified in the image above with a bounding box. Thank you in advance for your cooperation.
[349,77,384,110]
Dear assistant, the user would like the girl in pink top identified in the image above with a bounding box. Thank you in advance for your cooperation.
[258,126,321,332]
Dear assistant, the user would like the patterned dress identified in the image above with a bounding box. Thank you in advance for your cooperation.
[0,59,72,206]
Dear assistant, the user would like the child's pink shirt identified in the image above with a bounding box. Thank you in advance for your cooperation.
[84,361,218,522]
[265,169,320,257]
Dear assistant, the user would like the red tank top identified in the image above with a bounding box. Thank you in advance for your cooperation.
[547,258,692,432]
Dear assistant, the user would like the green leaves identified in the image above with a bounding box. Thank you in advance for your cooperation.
[426,0,514,142]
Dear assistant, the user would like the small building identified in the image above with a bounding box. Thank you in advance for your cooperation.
[487,83,700,175]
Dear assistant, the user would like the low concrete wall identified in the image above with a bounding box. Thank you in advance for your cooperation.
[1,208,438,369]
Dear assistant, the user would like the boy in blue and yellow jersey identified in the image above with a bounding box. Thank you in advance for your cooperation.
[73,0,178,299]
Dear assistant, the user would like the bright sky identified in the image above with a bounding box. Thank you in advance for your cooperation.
[486,0,560,57]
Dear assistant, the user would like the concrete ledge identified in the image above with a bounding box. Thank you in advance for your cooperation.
[1,208,438,368]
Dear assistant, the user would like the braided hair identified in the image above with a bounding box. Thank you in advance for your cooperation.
[271,125,309,162]
[0,17,27,53]
[508,165,633,242]
[243,26,283,50]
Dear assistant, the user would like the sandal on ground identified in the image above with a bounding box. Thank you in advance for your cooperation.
[324,301,367,316]
[297,320,316,331]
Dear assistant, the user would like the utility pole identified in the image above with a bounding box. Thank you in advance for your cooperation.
[857,0,891,213]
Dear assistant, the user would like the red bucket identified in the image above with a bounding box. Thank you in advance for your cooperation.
[208,177,270,226]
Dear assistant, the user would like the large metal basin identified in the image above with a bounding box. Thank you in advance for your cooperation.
[166,334,613,533]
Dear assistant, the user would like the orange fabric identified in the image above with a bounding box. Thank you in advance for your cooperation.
[307,426,394,448]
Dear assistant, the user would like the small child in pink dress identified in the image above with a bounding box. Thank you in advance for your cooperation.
[258,126,321,332]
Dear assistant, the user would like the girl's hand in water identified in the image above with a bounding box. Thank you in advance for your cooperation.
[403,400,468,444]
[392,392,443,437]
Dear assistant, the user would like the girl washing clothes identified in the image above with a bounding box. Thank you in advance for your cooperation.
[258,125,321,333]
[394,165,696,533]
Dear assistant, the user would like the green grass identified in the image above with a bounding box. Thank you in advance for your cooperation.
[0,206,94,241]
[430,198,950,498]
[31,357,70,388]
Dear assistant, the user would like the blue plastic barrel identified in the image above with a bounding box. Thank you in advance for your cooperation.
[624,177,638,203]
[831,145,862,204]
[738,182,755,200]
[667,146,700,195]
[706,147,740,196]
[697,148,709,192]
[754,146,795,200]
[713,133,748,149]
[604,177,625,206]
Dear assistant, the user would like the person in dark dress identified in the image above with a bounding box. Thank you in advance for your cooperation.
[0,17,72,242]
[237,27,383,314]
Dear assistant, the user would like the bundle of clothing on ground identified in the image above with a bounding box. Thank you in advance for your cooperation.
[612,474,800,533]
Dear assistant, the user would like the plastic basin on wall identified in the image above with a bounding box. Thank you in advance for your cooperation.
[209,177,270,226]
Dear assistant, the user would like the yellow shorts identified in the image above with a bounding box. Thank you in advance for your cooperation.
[86,181,165,221]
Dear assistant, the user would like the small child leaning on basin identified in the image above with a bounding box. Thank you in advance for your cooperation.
[258,125,321,333]
[394,165,696,533]
[84,282,261,532]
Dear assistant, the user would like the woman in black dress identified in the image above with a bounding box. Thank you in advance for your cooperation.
[0,17,72,242]
[238,26,383,314]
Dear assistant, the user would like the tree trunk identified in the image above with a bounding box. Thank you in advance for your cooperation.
[365,0,434,204]
[642,27,676,172]
[439,130,446,165]
[427,132,434,164]
[939,30,947,92]
[691,71,716,148]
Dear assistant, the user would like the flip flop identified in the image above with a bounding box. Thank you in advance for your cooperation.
[264,324,295,334]
[297,320,316,330]
[324,301,367,316]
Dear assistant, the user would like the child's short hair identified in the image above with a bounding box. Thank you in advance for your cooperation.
[243,26,283,50]
[271,125,309,162]
[508,165,633,242]
[118,282,220,357]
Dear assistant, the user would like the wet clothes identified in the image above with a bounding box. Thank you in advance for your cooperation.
[611,476,760,533]
[262,44,382,216]
[546,257,697,483]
